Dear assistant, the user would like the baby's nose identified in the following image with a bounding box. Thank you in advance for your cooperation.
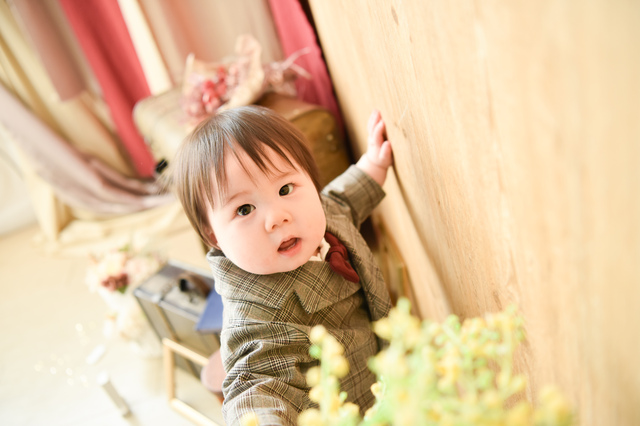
[265,208,292,231]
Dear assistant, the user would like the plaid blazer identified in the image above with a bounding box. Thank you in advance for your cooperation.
[206,166,392,426]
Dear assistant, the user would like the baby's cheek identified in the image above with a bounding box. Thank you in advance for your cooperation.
[235,249,270,275]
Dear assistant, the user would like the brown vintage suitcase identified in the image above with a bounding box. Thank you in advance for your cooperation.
[133,90,351,187]
[256,92,351,187]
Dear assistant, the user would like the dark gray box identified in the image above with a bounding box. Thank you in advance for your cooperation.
[134,259,220,377]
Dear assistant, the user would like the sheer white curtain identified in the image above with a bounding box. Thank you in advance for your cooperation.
[135,0,283,86]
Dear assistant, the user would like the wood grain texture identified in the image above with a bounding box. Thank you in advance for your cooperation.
[309,1,640,424]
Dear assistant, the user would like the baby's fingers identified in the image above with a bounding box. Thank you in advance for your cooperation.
[378,140,393,168]
[380,140,393,160]
[369,118,386,149]
[367,110,382,135]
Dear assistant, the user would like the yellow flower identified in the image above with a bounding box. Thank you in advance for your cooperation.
[380,350,409,377]
[505,402,533,426]
[403,327,422,349]
[298,409,323,426]
[330,356,349,378]
[395,408,416,426]
[240,412,260,426]
[482,342,498,357]
[437,377,455,393]
[373,319,391,340]
[463,392,478,405]
[426,322,442,337]
[482,390,502,410]
[310,325,328,344]
[297,298,573,426]
[437,352,460,381]
[462,409,481,424]
[363,405,378,420]
[395,389,410,404]
[306,367,321,386]
[309,386,323,403]
[340,402,360,419]
[497,371,510,389]
[466,317,487,335]
[323,335,344,357]
[370,381,384,398]
[510,375,527,393]
[536,386,573,423]
[327,394,342,414]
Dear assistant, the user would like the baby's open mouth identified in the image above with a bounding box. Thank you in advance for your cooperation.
[278,238,298,252]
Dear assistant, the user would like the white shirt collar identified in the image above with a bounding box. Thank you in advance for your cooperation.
[308,237,330,262]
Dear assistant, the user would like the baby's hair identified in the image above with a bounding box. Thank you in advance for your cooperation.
[169,105,321,248]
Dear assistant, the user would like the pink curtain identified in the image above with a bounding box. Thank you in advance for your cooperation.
[58,0,155,178]
[267,0,342,129]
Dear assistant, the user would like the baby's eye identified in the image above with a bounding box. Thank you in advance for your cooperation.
[236,204,255,216]
[279,183,294,196]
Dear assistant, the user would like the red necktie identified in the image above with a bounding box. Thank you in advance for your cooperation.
[324,232,360,283]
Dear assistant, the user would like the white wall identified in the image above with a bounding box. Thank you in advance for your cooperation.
[0,139,36,236]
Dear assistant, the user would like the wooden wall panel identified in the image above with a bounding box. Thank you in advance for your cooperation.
[309,1,640,424]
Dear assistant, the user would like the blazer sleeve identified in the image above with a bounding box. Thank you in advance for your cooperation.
[321,165,386,229]
[220,320,315,426]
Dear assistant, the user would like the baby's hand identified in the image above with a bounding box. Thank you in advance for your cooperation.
[357,110,393,186]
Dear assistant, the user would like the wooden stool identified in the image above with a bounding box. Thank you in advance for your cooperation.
[163,338,224,426]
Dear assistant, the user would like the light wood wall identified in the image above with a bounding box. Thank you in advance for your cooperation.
[309,1,640,424]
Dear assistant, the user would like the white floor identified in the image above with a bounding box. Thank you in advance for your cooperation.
[0,224,225,426]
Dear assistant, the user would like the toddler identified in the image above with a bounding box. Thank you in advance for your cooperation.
[171,106,393,425]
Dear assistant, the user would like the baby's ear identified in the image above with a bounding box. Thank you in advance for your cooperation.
[203,226,219,250]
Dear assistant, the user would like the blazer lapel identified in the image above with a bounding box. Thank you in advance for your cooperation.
[208,252,297,309]
[327,215,391,322]
[208,249,360,314]
[293,260,360,314]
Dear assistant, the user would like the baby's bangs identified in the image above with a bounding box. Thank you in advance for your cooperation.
[224,134,297,185]
[207,135,231,206]
[191,138,218,219]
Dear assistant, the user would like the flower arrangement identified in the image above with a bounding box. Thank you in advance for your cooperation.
[86,244,165,355]
[181,34,310,123]
[86,244,164,295]
[242,299,573,426]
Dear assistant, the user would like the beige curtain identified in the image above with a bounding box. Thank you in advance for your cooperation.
[1,0,131,240]
[0,0,284,254]
[0,1,177,252]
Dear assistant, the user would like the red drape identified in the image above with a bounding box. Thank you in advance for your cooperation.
[58,0,155,177]
[268,0,343,129]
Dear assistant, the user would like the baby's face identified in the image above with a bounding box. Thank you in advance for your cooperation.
[206,147,326,275]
